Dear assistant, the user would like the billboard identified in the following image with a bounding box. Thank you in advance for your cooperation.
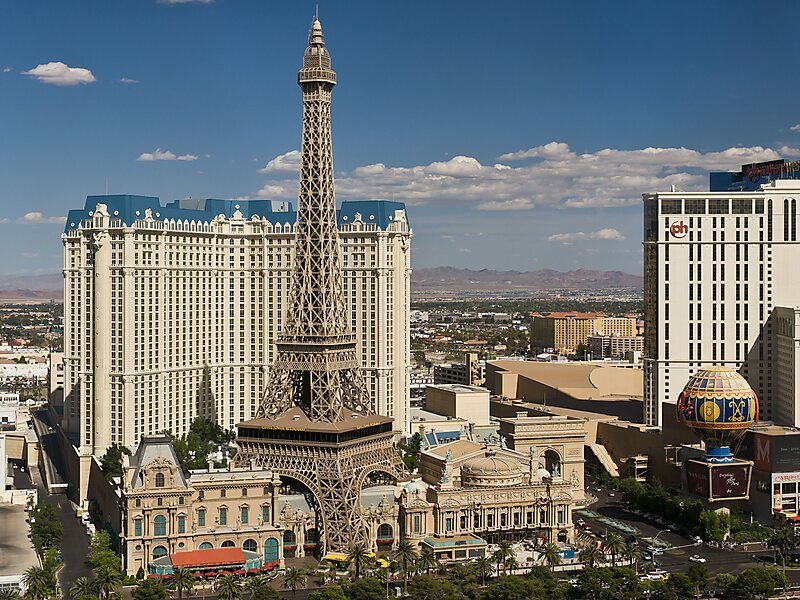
[684,459,752,502]
[739,431,800,473]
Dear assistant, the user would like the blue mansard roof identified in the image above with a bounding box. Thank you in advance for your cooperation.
[64,195,408,233]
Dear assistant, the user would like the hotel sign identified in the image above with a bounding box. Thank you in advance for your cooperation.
[744,159,800,182]
[669,220,688,239]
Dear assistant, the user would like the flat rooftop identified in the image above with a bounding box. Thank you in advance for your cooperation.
[0,504,38,578]
[427,384,488,394]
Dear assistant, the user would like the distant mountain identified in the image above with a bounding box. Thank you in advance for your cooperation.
[0,273,62,300]
[411,267,642,295]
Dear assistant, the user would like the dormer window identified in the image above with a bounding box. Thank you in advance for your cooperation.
[155,472,165,488]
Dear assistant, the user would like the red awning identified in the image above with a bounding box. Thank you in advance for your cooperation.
[170,548,246,569]
[234,569,246,575]
[148,574,161,579]
[220,570,233,576]
[205,572,219,577]
[247,569,259,574]
[192,573,203,578]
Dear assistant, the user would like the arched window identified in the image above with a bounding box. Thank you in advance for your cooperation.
[154,515,167,536]
[306,528,319,544]
[152,546,168,559]
[221,540,235,548]
[283,530,296,546]
[199,542,213,550]
[543,449,561,477]
[264,538,279,561]
[377,524,393,540]
[243,539,257,553]
[155,472,165,488]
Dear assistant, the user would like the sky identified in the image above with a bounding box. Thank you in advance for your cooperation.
[3,0,800,277]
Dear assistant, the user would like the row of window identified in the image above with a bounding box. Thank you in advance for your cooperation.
[133,505,271,537]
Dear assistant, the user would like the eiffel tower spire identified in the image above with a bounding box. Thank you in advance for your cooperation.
[237,18,405,553]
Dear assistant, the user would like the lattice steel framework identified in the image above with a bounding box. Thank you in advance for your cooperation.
[236,18,404,553]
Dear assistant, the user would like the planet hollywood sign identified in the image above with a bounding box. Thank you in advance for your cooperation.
[669,220,688,239]
[744,159,800,181]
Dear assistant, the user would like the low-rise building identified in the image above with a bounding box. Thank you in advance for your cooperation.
[425,384,491,427]
[587,334,644,360]
[433,353,485,386]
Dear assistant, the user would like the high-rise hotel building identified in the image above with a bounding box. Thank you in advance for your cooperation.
[643,172,800,428]
[62,195,411,455]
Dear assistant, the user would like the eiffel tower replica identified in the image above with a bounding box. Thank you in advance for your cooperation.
[235,16,404,553]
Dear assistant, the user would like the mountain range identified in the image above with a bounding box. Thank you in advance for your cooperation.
[0,267,643,301]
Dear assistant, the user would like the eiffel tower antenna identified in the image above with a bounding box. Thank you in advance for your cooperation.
[236,15,404,554]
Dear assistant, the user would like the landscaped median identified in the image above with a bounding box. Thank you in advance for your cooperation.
[574,510,641,535]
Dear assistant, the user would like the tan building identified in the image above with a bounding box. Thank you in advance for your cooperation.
[587,334,644,360]
[433,353,485,386]
[62,197,411,456]
[400,433,584,554]
[425,384,491,427]
[531,313,637,355]
[120,436,284,576]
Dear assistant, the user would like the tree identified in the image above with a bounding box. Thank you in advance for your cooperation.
[699,509,730,543]
[406,575,468,600]
[69,577,97,600]
[603,534,624,567]
[346,544,371,580]
[88,531,122,574]
[392,539,417,594]
[282,568,306,599]
[665,573,694,599]
[729,566,787,600]
[769,527,798,568]
[308,585,347,600]
[579,545,602,569]
[712,573,735,598]
[415,546,440,576]
[93,567,123,600]
[540,543,561,571]
[0,590,22,600]
[341,578,386,600]
[99,444,131,481]
[575,567,639,600]
[132,580,169,600]
[244,577,279,600]
[474,555,492,585]
[168,568,195,600]
[491,541,514,574]
[28,502,63,559]
[686,563,708,599]
[620,540,641,571]
[22,566,56,600]
[215,575,242,600]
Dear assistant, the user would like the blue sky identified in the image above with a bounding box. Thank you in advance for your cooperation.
[2,0,800,277]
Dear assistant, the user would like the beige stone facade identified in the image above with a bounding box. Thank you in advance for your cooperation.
[120,436,284,576]
[531,313,637,355]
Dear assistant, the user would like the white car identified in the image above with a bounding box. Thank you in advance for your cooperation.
[689,555,706,563]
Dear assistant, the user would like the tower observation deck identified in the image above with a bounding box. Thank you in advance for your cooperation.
[235,18,404,553]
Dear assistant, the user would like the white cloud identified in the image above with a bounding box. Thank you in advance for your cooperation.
[3,67,11,73]
[780,146,800,155]
[255,142,790,211]
[119,77,139,84]
[19,212,66,225]
[22,62,96,86]
[258,150,301,173]
[547,228,625,244]
[137,148,198,161]
[791,124,800,133]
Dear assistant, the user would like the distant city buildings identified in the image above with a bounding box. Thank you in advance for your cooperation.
[587,333,643,360]
[643,176,800,427]
[433,352,485,386]
[531,312,638,356]
[62,195,411,455]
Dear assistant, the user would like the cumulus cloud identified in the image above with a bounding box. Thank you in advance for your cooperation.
[3,67,12,73]
[791,124,800,133]
[22,62,96,86]
[137,148,198,161]
[17,212,66,225]
[255,142,791,211]
[258,150,301,173]
[547,228,625,244]
[119,77,139,84]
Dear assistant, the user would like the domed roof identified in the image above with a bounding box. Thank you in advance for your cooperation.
[403,478,427,495]
[462,452,522,476]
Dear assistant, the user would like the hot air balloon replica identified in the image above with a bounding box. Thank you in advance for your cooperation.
[677,367,757,502]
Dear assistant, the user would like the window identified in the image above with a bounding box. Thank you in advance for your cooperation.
[262,505,270,524]
[264,538,279,561]
[242,488,248,497]
[413,514,421,534]
[155,472,165,488]
[152,546,168,560]
[243,539,257,553]
[219,507,227,526]
[199,542,213,550]
[198,509,206,527]
[221,540,235,548]
[134,518,142,537]
[220,489,226,498]
[154,515,167,536]
[241,506,249,524]
[177,516,186,534]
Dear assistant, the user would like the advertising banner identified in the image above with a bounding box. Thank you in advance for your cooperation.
[710,464,750,499]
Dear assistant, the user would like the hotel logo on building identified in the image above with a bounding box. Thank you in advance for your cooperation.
[669,220,688,239]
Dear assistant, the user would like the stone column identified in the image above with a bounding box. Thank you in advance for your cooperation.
[92,230,113,456]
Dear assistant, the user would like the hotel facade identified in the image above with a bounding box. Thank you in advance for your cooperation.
[62,195,411,455]
[643,178,800,428]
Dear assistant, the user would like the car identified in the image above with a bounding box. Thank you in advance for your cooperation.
[576,519,585,525]
[567,578,578,585]
[693,536,703,544]
[642,552,653,560]
[689,555,706,563]
[647,569,668,580]
[609,493,615,497]
[596,488,602,492]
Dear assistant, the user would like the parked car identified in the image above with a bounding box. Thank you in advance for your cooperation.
[689,555,706,563]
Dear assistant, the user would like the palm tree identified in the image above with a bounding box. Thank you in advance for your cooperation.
[216,575,242,600]
[69,577,97,600]
[621,541,641,572]
[474,555,492,586]
[579,545,602,569]
[392,539,417,594]
[281,569,306,599]
[346,543,371,580]
[93,567,123,600]
[603,534,624,567]
[505,555,519,574]
[415,546,440,576]
[169,568,195,600]
[540,543,561,572]
[23,566,55,600]
[0,589,22,600]
[244,576,275,600]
